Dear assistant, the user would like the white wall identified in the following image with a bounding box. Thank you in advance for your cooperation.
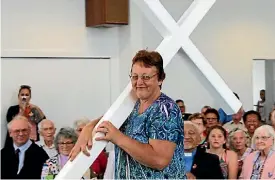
[140,0,275,112]
[252,60,266,110]
[1,58,113,147]
[1,0,121,147]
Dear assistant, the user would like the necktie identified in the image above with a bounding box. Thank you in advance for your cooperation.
[15,148,20,173]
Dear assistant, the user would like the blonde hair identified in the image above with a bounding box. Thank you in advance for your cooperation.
[73,117,90,130]
[251,125,275,150]
[229,128,249,150]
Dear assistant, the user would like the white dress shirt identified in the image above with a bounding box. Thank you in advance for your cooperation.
[36,139,57,158]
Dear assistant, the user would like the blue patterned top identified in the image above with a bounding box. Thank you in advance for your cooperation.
[115,93,186,179]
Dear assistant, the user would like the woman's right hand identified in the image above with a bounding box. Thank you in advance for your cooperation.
[69,116,102,161]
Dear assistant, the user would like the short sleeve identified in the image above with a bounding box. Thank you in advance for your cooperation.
[146,103,183,143]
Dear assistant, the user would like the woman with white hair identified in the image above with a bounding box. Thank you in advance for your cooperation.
[228,128,253,177]
[240,125,275,179]
[73,118,90,137]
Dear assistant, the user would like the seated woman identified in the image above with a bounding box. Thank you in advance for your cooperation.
[206,125,238,179]
[229,128,253,177]
[240,125,275,179]
[74,118,108,178]
[5,85,46,148]
[41,127,90,179]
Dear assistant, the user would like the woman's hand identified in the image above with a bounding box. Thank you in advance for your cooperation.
[69,117,102,161]
[95,121,122,144]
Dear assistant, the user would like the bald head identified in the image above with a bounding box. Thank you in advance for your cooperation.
[8,115,31,147]
[39,119,56,142]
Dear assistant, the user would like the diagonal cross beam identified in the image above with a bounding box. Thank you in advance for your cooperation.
[135,0,242,112]
[55,0,242,179]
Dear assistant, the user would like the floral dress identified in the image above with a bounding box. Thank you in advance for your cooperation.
[115,93,186,179]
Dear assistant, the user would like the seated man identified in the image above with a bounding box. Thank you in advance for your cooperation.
[36,119,58,158]
[1,115,49,179]
[223,107,247,133]
[184,121,224,179]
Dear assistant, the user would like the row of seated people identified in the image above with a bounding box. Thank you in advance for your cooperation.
[182,108,275,179]
[2,85,275,179]
[1,116,107,179]
[2,108,275,179]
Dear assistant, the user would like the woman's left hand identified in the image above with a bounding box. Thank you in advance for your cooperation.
[95,121,122,143]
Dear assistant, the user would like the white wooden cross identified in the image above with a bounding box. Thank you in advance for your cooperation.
[55,0,242,179]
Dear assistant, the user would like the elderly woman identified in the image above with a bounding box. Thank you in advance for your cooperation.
[74,118,90,136]
[206,125,238,179]
[5,85,46,148]
[41,127,79,179]
[240,125,275,179]
[70,50,186,179]
[229,128,253,177]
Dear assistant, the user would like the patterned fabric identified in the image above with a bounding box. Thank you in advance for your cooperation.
[250,156,265,179]
[219,158,228,179]
[240,147,253,161]
[41,155,88,179]
[219,150,228,179]
[25,104,46,141]
[115,93,186,179]
[41,155,60,179]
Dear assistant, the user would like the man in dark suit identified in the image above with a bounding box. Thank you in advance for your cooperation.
[184,121,223,179]
[1,115,49,179]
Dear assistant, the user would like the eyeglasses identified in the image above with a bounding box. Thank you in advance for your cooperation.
[255,136,271,141]
[129,73,158,81]
[58,141,74,145]
[12,129,29,134]
[206,118,218,121]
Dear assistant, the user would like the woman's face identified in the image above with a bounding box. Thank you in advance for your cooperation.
[205,113,219,128]
[18,88,31,104]
[232,131,247,151]
[254,130,273,152]
[75,124,86,137]
[58,137,75,156]
[208,129,226,149]
[131,62,162,100]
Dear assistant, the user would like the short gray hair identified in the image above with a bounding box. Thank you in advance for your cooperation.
[228,128,249,150]
[7,115,31,130]
[251,125,275,150]
[54,127,78,151]
[73,117,90,130]
[38,119,55,130]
